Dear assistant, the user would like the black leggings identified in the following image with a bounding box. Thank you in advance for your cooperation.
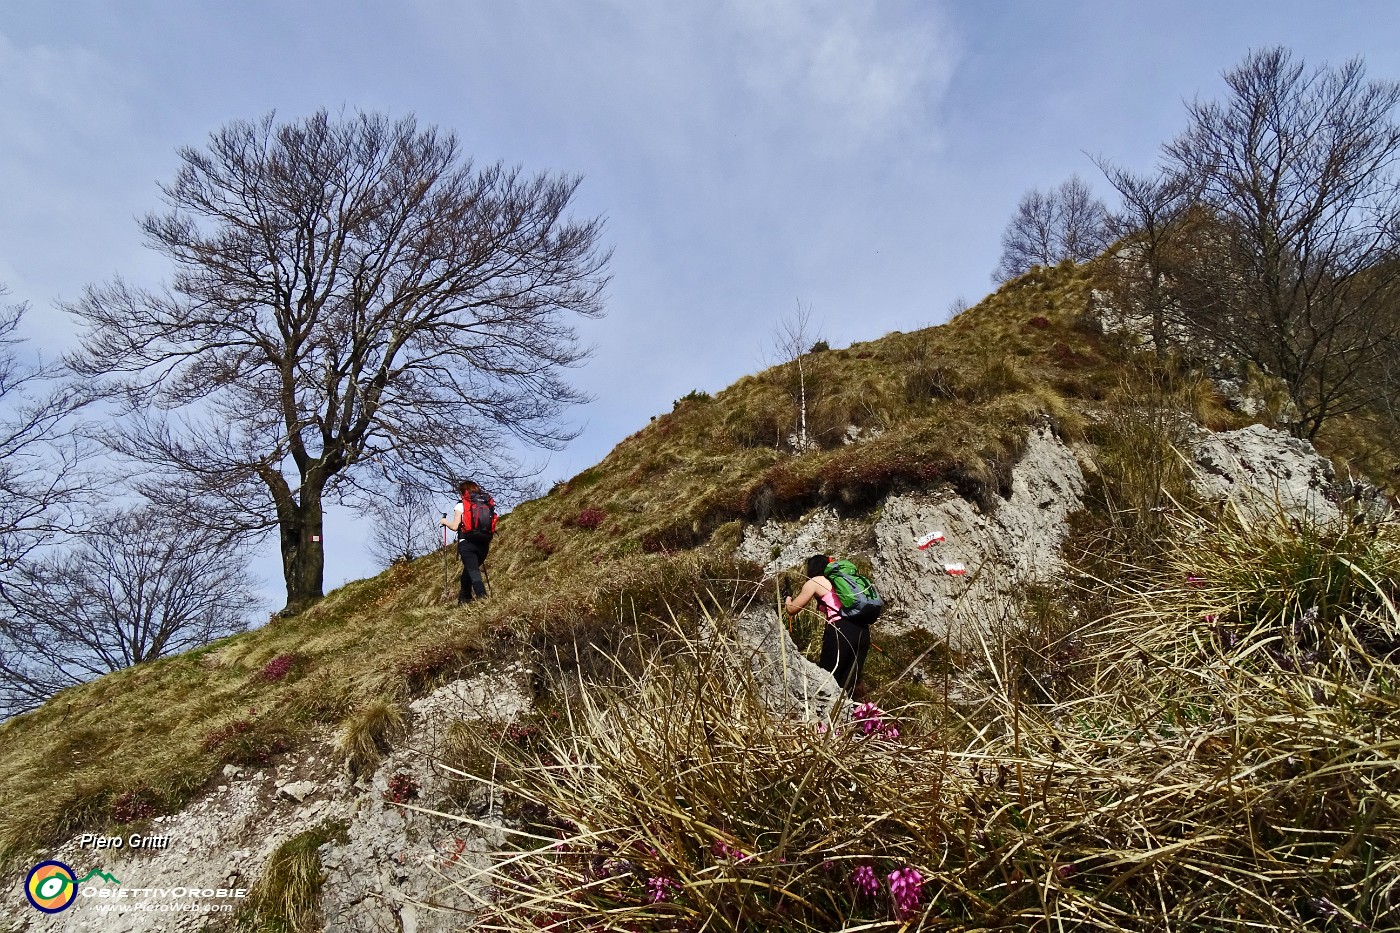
[819,618,871,692]
[456,532,492,602]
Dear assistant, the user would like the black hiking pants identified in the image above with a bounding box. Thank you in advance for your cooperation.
[819,618,871,693]
[456,531,492,603]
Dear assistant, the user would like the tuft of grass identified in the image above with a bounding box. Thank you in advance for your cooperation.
[238,820,347,933]
[441,616,953,930]
[201,715,297,767]
[1118,496,1400,668]
[335,697,406,779]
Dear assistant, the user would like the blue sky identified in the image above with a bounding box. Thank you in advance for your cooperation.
[3,1,1399,603]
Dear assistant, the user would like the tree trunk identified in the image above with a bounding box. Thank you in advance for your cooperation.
[796,354,809,450]
[279,484,325,614]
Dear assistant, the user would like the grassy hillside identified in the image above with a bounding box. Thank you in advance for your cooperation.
[0,261,1113,859]
[2,259,1396,929]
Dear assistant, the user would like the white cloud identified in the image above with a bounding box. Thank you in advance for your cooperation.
[721,0,955,151]
[0,29,143,328]
[0,31,131,157]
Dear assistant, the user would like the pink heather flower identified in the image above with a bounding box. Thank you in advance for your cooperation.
[851,864,880,898]
[599,857,632,878]
[887,866,924,919]
[646,876,679,903]
[258,652,297,682]
[851,703,884,736]
[851,702,900,741]
[711,840,751,861]
[1186,575,1205,588]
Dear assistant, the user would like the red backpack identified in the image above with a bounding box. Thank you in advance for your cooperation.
[460,490,498,536]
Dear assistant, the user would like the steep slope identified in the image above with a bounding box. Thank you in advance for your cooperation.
[2,259,1395,931]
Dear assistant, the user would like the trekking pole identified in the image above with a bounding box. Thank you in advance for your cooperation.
[779,578,793,634]
[442,513,449,548]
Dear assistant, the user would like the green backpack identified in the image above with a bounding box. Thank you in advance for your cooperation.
[825,560,885,625]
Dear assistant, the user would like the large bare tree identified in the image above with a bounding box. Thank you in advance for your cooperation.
[994,175,1109,282]
[68,111,609,611]
[1163,48,1400,439]
[0,507,258,717]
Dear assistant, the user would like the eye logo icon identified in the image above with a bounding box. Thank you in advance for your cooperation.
[25,860,78,913]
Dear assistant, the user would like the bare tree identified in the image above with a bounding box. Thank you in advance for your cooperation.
[1095,162,1201,356]
[0,288,87,571]
[365,481,438,567]
[994,175,1110,282]
[0,507,259,717]
[67,111,610,612]
[1163,48,1400,439]
[767,300,823,451]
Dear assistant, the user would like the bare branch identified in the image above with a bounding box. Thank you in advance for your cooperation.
[0,288,92,571]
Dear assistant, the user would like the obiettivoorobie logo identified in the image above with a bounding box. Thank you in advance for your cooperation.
[24,861,79,913]
[23,863,122,914]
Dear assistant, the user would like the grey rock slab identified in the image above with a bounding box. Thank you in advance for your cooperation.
[1189,423,1341,522]
[278,780,317,803]
[729,607,841,720]
[873,426,1087,649]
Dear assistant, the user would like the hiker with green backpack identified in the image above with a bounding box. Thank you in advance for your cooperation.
[784,553,884,694]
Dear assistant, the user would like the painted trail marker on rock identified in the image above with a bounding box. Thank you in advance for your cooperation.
[915,530,945,550]
[944,563,967,576]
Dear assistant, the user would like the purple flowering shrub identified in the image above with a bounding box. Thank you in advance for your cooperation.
[382,772,420,804]
[850,863,880,898]
[887,865,925,919]
[257,652,300,682]
[574,507,607,530]
[850,702,901,741]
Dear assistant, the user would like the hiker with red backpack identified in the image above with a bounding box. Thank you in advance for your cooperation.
[440,480,497,605]
[783,553,884,694]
